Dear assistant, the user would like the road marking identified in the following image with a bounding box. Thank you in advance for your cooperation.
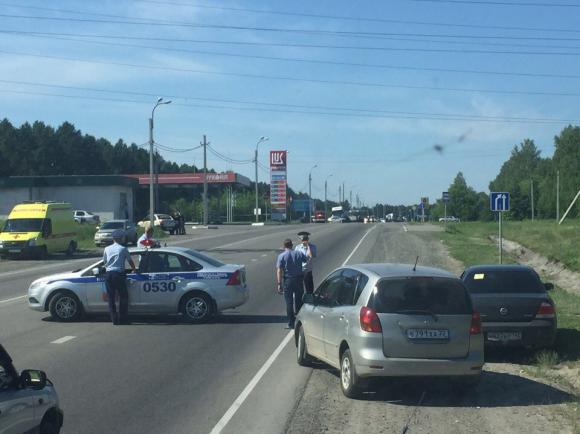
[209,331,294,434]
[51,336,76,344]
[261,254,267,257]
[209,225,375,434]
[342,225,376,266]
[0,295,27,305]
[403,224,408,232]
[251,259,257,262]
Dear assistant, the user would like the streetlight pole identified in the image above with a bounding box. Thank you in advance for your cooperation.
[325,174,333,223]
[308,164,318,222]
[149,97,171,227]
[254,136,269,222]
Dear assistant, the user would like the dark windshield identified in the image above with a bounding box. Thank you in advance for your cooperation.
[373,277,472,315]
[464,270,544,294]
[101,222,124,230]
[2,218,44,232]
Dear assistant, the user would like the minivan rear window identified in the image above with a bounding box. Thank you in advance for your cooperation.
[464,270,544,294]
[372,277,472,315]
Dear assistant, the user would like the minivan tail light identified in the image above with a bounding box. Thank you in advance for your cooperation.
[360,307,382,333]
[470,312,482,335]
[535,302,555,319]
[226,270,241,286]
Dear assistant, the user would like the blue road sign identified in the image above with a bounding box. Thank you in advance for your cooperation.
[442,191,449,203]
[418,202,425,210]
[490,192,510,212]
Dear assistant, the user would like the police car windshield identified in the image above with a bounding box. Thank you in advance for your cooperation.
[3,218,44,232]
[185,249,225,267]
[101,222,124,229]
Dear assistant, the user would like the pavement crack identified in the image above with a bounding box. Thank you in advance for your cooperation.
[283,367,315,434]
[400,389,426,434]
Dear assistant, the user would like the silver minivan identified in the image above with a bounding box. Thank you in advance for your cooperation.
[295,264,484,398]
[0,344,63,433]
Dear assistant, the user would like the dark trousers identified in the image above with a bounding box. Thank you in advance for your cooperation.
[105,271,129,324]
[303,271,314,294]
[284,276,304,327]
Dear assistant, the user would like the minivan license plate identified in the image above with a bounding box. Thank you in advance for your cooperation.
[487,331,522,342]
[406,329,449,340]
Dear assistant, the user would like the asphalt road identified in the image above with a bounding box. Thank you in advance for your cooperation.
[0,223,575,434]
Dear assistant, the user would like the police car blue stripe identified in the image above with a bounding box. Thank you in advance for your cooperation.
[47,272,233,285]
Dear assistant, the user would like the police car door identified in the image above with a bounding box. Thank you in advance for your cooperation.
[137,251,190,312]
[85,253,143,313]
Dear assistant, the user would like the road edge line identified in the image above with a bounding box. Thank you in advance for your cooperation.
[342,225,376,266]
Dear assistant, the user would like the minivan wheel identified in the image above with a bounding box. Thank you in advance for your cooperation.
[40,418,60,434]
[49,291,83,322]
[340,348,362,398]
[297,326,313,366]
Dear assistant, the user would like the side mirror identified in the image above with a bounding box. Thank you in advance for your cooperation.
[92,267,104,276]
[302,293,315,305]
[95,226,100,231]
[20,369,47,390]
[544,283,554,291]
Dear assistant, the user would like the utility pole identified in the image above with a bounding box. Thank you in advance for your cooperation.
[338,186,342,205]
[254,147,259,223]
[531,179,535,221]
[202,135,208,225]
[350,190,352,206]
[308,171,312,220]
[149,117,154,226]
[556,170,560,222]
[342,182,345,203]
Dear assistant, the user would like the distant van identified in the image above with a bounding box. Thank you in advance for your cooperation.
[0,202,77,259]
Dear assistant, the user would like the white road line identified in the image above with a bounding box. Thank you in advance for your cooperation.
[0,295,27,305]
[342,225,376,266]
[209,331,294,434]
[51,336,76,344]
[251,259,257,262]
[208,225,376,434]
[261,254,267,257]
[403,224,408,232]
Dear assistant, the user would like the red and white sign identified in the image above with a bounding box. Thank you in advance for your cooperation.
[270,151,287,167]
[269,150,287,220]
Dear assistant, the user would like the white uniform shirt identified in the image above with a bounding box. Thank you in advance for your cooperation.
[294,243,317,273]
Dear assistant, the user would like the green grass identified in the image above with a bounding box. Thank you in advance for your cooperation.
[74,224,168,251]
[440,219,580,272]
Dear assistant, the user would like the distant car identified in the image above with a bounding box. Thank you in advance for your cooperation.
[312,211,326,223]
[439,216,460,223]
[28,246,249,324]
[328,215,346,223]
[0,344,63,434]
[138,214,178,233]
[461,265,556,350]
[94,220,137,247]
[73,210,100,224]
[295,264,484,398]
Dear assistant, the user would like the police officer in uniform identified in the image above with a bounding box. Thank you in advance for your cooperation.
[276,238,312,329]
[294,231,317,294]
[103,230,136,325]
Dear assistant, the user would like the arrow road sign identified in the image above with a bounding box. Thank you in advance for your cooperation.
[490,192,510,212]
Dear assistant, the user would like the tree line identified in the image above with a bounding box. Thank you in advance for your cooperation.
[429,125,580,221]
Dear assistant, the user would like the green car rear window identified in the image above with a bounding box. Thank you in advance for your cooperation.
[373,277,472,315]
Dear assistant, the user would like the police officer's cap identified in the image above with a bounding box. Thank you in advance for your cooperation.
[297,231,310,241]
[112,229,125,240]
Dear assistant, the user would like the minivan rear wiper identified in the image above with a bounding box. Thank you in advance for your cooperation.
[395,309,439,322]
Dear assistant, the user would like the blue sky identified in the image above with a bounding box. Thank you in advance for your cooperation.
[1,0,579,205]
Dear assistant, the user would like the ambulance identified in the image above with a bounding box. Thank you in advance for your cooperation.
[0,202,77,259]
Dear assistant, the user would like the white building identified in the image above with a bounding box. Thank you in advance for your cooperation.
[0,176,137,221]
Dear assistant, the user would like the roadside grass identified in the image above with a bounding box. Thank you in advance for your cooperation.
[440,219,580,272]
[74,224,168,251]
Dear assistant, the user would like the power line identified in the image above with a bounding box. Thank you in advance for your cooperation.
[0,86,577,125]
[131,0,580,33]
[207,144,253,164]
[2,0,579,35]
[412,0,580,7]
[5,30,580,75]
[4,13,580,42]
[3,50,580,100]
[154,141,203,152]
[3,78,576,123]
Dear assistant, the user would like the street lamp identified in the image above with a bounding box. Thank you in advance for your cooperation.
[254,136,269,222]
[308,164,318,222]
[324,174,333,223]
[149,97,171,227]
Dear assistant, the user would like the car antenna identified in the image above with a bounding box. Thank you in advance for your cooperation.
[413,256,419,271]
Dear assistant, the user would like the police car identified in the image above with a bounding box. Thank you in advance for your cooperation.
[27,246,249,324]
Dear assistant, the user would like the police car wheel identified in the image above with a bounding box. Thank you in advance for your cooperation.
[181,292,214,323]
[49,291,82,322]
